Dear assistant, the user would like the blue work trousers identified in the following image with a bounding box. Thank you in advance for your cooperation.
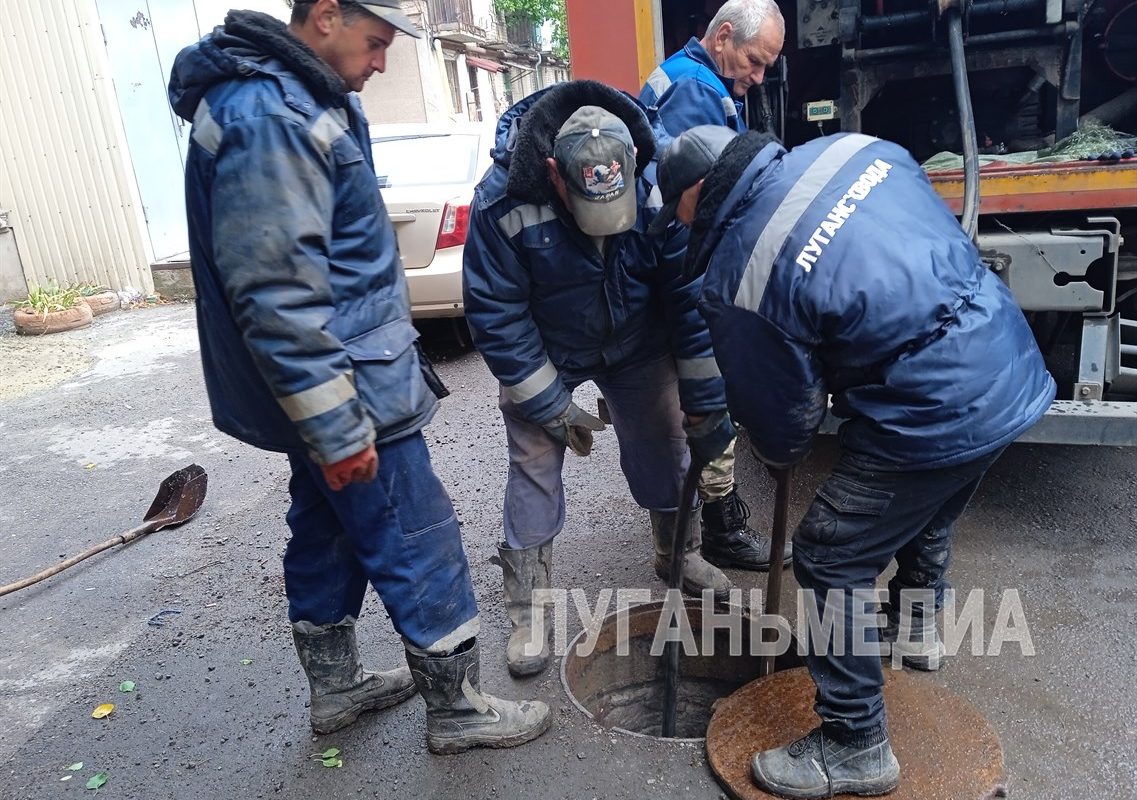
[283,432,480,653]
[792,446,1006,746]
[500,354,691,549]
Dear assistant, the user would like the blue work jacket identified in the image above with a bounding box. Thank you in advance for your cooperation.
[168,16,435,464]
[696,133,1056,468]
[640,37,748,143]
[462,89,726,425]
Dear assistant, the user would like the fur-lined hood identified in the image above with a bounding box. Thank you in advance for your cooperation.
[169,10,348,121]
[491,80,656,206]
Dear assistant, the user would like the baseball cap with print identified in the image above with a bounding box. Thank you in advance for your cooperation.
[354,0,422,38]
[552,106,637,237]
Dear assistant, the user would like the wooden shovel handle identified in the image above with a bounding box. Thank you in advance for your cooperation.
[0,521,159,598]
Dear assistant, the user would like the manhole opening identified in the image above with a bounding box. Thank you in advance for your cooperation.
[560,599,801,741]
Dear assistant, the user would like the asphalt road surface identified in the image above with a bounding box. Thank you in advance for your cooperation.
[1,304,1134,799]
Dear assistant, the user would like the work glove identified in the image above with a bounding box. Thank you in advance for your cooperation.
[683,410,737,468]
[542,401,606,456]
[320,444,379,491]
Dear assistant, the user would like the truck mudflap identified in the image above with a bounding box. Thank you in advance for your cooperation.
[818,400,1137,447]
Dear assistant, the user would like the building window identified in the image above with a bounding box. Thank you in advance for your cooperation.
[466,64,482,121]
[444,58,462,115]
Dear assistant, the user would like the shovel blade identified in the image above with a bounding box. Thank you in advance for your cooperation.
[143,464,208,530]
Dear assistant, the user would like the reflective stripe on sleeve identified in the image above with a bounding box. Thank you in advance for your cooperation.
[277,372,357,422]
[503,359,559,404]
[677,357,722,380]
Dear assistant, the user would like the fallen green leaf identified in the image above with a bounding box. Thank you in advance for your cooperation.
[86,772,108,790]
[68,762,84,771]
[319,748,340,759]
[321,757,343,768]
[119,681,135,693]
[239,659,253,666]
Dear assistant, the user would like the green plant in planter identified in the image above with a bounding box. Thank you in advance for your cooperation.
[75,282,112,297]
[15,283,82,320]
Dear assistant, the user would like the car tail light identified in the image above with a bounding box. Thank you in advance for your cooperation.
[436,200,470,250]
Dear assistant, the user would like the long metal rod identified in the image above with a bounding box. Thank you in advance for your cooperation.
[759,467,793,677]
[661,461,703,738]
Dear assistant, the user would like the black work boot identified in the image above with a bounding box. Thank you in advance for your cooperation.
[405,638,552,754]
[651,509,734,602]
[292,617,418,735]
[701,488,793,572]
[880,603,945,672]
[751,727,900,799]
[492,542,552,677]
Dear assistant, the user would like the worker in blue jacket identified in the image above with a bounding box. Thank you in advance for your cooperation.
[640,0,784,143]
[639,0,788,572]
[167,0,549,755]
[463,80,762,678]
[651,126,1055,798]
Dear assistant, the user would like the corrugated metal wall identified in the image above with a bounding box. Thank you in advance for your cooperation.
[0,0,154,294]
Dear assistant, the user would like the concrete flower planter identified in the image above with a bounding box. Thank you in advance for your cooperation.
[14,302,93,335]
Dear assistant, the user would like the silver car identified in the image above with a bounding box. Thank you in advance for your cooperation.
[371,123,496,319]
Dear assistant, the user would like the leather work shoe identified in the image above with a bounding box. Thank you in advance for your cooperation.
[752,727,900,799]
[701,489,792,571]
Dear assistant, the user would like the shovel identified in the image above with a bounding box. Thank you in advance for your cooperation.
[0,464,209,598]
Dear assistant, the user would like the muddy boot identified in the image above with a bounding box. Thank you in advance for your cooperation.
[701,488,793,571]
[880,603,945,672]
[752,727,900,799]
[651,509,733,602]
[292,617,418,735]
[492,542,552,677]
[405,638,552,754]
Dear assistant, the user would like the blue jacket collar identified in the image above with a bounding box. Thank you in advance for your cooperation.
[682,37,737,97]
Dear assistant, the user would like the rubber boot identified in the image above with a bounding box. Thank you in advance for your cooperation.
[405,638,552,754]
[292,617,418,735]
[701,488,793,571]
[493,542,552,677]
[651,509,734,602]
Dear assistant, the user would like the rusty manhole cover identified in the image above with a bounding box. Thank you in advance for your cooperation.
[707,667,1007,799]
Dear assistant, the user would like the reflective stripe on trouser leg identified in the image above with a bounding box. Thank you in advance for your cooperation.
[698,439,736,501]
[283,433,479,654]
[594,355,690,512]
[499,388,567,550]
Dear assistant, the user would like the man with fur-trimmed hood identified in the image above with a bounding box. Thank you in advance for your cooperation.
[463,80,760,678]
[167,0,549,755]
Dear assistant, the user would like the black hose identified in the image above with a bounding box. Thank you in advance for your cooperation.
[660,460,702,738]
[947,9,981,240]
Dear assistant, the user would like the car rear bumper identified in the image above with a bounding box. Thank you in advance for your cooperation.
[405,245,464,319]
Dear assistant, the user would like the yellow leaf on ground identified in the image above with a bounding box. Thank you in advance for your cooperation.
[91,703,114,719]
